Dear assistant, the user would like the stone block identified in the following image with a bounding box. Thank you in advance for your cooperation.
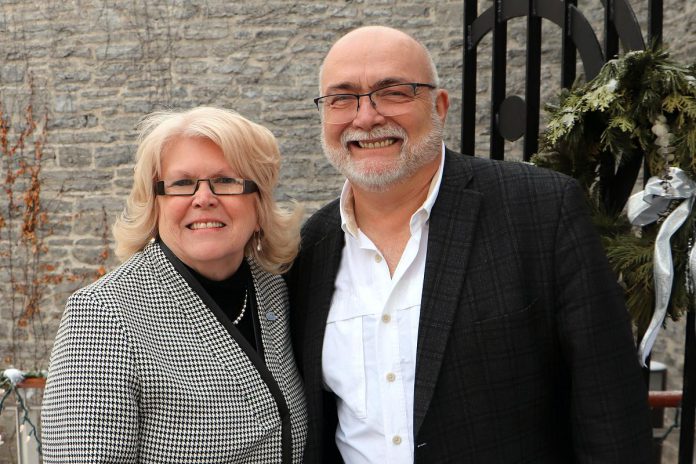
[77,196,125,213]
[95,145,135,168]
[183,23,229,40]
[51,131,118,144]
[174,60,210,74]
[102,116,139,134]
[71,245,105,265]
[279,157,312,179]
[48,114,98,130]
[114,177,134,190]
[71,212,109,237]
[59,146,93,168]
[211,62,244,75]
[53,94,75,113]
[51,45,93,59]
[95,43,143,60]
[79,89,119,99]
[43,169,113,193]
[54,68,91,83]
[1,63,26,83]
[172,44,208,58]
[122,100,157,114]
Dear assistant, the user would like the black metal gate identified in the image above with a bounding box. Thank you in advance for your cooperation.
[460,1,695,463]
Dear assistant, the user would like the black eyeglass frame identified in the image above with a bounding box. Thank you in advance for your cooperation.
[313,82,437,112]
[155,178,259,196]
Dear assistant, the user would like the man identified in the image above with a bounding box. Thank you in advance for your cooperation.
[289,26,652,463]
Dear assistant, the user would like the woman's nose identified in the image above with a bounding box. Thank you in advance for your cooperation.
[192,180,218,207]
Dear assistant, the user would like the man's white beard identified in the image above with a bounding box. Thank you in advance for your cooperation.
[321,111,443,192]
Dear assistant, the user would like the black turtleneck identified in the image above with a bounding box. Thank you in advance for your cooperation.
[185,260,258,351]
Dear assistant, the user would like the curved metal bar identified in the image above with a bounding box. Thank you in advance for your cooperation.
[614,0,646,50]
[562,0,578,88]
[568,6,605,80]
[471,0,605,80]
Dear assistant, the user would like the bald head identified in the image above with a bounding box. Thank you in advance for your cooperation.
[319,26,439,93]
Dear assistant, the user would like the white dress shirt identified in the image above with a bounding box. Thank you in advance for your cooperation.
[322,146,445,464]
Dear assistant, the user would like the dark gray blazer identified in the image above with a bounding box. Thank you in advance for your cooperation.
[289,149,652,463]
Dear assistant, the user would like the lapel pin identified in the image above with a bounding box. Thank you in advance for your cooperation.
[265,311,277,321]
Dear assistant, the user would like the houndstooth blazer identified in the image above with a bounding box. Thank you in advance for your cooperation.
[42,241,307,463]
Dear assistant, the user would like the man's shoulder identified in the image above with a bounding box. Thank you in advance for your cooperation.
[445,148,575,195]
[300,197,341,247]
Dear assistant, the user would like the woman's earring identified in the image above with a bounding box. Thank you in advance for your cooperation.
[255,231,263,252]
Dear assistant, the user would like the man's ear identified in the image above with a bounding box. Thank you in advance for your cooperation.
[435,89,449,123]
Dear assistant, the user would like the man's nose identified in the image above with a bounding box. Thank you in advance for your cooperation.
[352,95,386,130]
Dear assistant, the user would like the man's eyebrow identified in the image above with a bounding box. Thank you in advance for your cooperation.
[324,77,411,94]
[372,77,409,88]
[324,82,360,94]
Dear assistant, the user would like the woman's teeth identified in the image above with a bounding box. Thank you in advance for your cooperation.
[189,221,224,230]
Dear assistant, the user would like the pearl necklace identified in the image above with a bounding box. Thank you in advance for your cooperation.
[232,289,248,325]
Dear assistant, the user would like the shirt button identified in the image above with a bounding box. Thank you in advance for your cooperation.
[392,435,402,445]
[374,254,383,263]
[381,314,391,323]
[386,372,396,382]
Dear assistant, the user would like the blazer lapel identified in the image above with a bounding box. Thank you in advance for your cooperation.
[146,243,281,429]
[303,227,344,393]
[414,151,482,436]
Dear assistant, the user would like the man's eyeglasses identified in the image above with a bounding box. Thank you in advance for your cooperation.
[155,177,259,196]
[314,82,436,125]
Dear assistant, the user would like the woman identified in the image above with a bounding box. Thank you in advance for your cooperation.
[42,107,307,463]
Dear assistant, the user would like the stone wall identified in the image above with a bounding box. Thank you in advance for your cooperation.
[0,0,694,462]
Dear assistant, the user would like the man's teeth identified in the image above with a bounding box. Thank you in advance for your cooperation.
[189,221,224,230]
[357,138,396,149]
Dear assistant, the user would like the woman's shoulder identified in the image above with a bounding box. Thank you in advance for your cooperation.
[70,246,156,305]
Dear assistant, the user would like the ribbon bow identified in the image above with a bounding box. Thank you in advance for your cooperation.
[627,167,696,366]
[2,368,25,386]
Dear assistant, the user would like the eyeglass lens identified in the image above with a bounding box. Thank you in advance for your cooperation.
[319,84,427,124]
[163,178,246,195]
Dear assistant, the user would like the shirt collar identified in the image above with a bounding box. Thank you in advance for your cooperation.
[339,142,446,238]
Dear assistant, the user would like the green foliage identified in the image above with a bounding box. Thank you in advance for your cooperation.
[534,46,696,327]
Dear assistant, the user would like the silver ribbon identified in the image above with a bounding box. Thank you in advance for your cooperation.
[627,167,696,366]
[2,368,24,386]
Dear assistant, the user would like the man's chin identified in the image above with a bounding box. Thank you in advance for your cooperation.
[343,162,405,192]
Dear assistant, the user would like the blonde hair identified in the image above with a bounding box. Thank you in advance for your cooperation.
[113,106,302,274]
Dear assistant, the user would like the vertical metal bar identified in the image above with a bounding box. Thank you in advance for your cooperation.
[648,0,663,46]
[490,0,507,160]
[561,0,577,88]
[13,390,42,464]
[604,0,619,60]
[462,0,478,155]
[679,311,696,464]
[524,0,541,160]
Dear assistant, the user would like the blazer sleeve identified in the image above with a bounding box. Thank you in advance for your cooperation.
[554,179,653,463]
[41,290,139,463]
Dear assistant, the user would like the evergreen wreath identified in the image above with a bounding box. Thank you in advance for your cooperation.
[532,46,696,337]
